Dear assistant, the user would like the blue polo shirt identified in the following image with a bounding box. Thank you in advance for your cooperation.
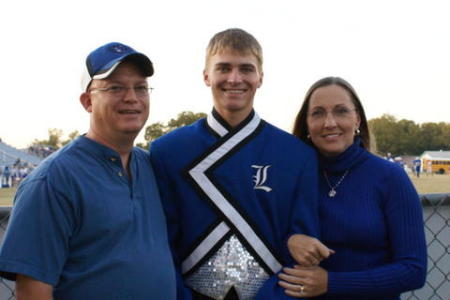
[0,136,176,299]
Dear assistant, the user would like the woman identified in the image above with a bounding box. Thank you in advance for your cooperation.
[278,77,427,299]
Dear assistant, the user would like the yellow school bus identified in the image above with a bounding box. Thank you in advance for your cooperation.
[420,151,450,174]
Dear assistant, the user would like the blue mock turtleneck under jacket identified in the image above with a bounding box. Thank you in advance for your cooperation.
[316,139,427,300]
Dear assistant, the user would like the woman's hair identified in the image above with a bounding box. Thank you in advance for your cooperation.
[292,76,370,150]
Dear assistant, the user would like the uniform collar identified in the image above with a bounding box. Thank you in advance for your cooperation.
[206,108,259,138]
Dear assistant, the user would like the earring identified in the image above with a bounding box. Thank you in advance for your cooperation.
[307,134,311,139]
[355,128,361,135]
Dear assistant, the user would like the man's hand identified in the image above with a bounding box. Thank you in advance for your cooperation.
[16,274,53,300]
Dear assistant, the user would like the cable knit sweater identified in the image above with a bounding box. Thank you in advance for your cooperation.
[316,139,427,300]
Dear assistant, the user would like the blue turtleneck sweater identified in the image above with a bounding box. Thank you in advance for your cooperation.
[316,139,427,300]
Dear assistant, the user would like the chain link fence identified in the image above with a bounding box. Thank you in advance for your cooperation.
[0,208,15,300]
[402,194,450,300]
[0,194,449,299]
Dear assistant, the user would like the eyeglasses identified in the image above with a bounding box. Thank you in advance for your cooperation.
[89,85,154,98]
[308,107,357,121]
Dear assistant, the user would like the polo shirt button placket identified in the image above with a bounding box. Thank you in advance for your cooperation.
[109,157,123,177]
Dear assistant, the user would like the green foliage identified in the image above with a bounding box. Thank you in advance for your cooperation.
[30,112,448,156]
[31,129,79,149]
[62,130,80,146]
[369,114,450,156]
[166,111,207,131]
[144,122,166,143]
[30,111,206,150]
[142,111,207,148]
[32,128,64,149]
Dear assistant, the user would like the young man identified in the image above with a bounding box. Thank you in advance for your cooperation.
[0,42,176,299]
[150,28,319,299]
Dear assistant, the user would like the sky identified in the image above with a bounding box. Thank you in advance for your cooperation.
[1,0,449,148]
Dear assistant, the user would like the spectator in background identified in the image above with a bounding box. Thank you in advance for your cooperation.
[13,158,20,168]
[10,165,19,187]
[1,166,11,188]
[413,157,421,178]
[386,152,394,162]
[426,160,433,176]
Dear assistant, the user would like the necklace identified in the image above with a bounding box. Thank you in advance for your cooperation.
[323,170,349,197]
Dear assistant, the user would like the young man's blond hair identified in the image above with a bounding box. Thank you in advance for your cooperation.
[205,28,263,72]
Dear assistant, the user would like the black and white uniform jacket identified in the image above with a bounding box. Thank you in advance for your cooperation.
[150,110,319,300]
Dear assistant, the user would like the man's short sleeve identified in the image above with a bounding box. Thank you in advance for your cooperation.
[0,174,75,285]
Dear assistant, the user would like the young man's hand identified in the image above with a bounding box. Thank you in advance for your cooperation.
[287,234,334,266]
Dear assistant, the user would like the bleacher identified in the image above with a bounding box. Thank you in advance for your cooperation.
[0,140,43,167]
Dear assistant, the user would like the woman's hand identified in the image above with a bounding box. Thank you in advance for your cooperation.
[287,234,334,266]
[278,265,328,298]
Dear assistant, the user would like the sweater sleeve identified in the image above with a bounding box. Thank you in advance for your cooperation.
[327,165,427,297]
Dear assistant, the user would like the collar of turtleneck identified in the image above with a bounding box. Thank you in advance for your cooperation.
[318,137,369,173]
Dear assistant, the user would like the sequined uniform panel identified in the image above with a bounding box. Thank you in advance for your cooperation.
[185,235,269,299]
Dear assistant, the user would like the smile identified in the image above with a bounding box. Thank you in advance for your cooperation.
[322,133,341,139]
[222,88,246,94]
[118,109,140,114]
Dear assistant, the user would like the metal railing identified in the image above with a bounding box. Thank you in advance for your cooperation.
[0,194,449,300]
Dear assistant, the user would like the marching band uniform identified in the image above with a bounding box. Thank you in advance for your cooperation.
[150,110,319,299]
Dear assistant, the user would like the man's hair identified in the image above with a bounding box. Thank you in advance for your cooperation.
[205,28,263,71]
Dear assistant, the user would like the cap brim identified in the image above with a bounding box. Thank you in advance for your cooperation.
[94,53,154,79]
[82,53,154,91]
[123,53,154,77]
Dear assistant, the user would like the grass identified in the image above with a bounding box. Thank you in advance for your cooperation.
[0,187,16,206]
[409,174,450,194]
[0,174,448,207]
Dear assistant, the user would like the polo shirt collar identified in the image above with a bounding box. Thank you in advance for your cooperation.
[76,135,127,163]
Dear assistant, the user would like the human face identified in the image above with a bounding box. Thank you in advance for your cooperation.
[82,62,149,141]
[306,84,360,157]
[204,50,263,119]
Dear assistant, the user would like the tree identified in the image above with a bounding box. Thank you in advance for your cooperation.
[32,128,64,149]
[396,119,420,155]
[141,111,207,148]
[419,122,444,152]
[62,130,80,146]
[144,122,166,143]
[369,115,450,156]
[438,123,450,150]
[166,111,207,132]
[369,114,401,156]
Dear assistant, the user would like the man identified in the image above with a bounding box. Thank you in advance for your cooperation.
[413,157,421,178]
[150,28,319,299]
[0,42,176,299]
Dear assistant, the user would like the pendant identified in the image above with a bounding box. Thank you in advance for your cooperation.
[328,189,336,197]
